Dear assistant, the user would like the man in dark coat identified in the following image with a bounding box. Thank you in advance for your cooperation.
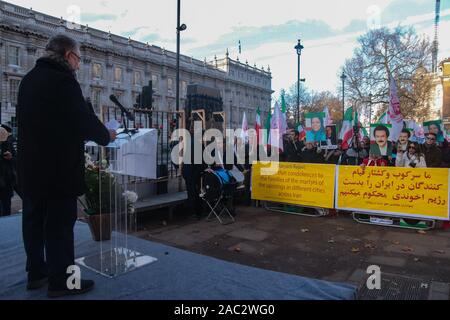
[17,35,113,297]
[282,130,303,163]
[421,133,442,168]
[182,126,206,219]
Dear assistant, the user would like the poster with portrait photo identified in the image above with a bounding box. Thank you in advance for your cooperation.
[370,124,393,157]
[305,112,326,143]
[423,120,445,143]
[321,125,338,150]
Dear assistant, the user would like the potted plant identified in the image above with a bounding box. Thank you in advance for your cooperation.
[81,153,117,242]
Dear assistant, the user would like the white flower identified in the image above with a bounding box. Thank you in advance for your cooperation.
[123,191,138,203]
[84,153,95,168]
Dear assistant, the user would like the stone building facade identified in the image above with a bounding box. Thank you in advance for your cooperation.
[0,0,273,132]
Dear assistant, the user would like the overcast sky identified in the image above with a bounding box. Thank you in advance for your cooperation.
[9,0,450,99]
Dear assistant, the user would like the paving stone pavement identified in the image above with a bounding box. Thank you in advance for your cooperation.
[136,204,450,300]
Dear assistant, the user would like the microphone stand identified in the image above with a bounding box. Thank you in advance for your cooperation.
[118,110,139,137]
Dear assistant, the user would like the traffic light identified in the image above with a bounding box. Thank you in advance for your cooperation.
[140,81,153,109]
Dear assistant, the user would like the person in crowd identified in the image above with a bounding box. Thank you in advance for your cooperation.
[17,35,114,297]
[362,136,371,156]
[0,126,17,216]
[283,130,303,162]
[182,125,207,220]
[361,153,388,167]
[396,142,426,168]
[301,142,323,164]
[421,133,443,168]
[323,142,343,165]
[341,135,367,166]
[440,139,450,168]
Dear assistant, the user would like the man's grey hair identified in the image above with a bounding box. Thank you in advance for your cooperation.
[44,34,79,58]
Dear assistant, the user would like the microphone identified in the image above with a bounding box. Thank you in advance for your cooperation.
[109,95,135,121]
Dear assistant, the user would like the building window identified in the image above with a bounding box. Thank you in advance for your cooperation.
[9,79,21,106]
[181,81,187,97]
[133,71,141,86]
[112,90,123,103]
[91,88,102,112]
[167,78,173,94]
[114,67,123,83]
[152,75,159,91]
[8,46,20,66]
[92,63,103,80]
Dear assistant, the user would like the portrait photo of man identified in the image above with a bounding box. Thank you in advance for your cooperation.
[370,124,393,157]
[321,125,338,149]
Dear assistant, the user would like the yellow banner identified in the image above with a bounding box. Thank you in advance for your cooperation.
[336,166,450,220]
[251,162,336,208]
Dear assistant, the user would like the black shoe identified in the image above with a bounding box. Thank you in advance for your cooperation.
[27,277,48,290]
[47,279,95,298]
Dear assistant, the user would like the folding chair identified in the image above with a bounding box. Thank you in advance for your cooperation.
[200,170,236,225]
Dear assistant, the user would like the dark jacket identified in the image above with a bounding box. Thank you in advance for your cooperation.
[421,144,443,168]
[282,140,303,163]
[17,57,111,199]
[301,148,323,164]
[0,136,17,197]
[182,138,206,179]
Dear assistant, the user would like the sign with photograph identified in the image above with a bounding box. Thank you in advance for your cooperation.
[423,120,445,143]
[370,124,393,157]
[305,112,326,143]
[321,125,338,150]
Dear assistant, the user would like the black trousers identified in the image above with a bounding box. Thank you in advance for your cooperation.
[184,173,202,217]
[22,197,77,286]
[0,193,12,216]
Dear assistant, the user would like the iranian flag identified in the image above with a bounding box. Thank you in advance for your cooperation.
[297,124,306,141]
[387,76,404,141]
[378,112,389,124]
[264,109,272,145]
[255,107,262,145]
[339,107,354,141]
[241,111,248,141]
[281,93,288,126]
[269,102,286,151]
[323,106,332,126]
[340,107,364,150]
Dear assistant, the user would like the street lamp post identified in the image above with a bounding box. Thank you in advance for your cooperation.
[340,72,347,121]
[295,39,305,124]
[176,0,187,118]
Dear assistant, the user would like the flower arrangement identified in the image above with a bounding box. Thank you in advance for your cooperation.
[123,190,139,214]
[82,153,117,216]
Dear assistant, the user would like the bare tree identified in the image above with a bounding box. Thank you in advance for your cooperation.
[279,83,343,126]
[342,26,434,122]
[279,82,312,125]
